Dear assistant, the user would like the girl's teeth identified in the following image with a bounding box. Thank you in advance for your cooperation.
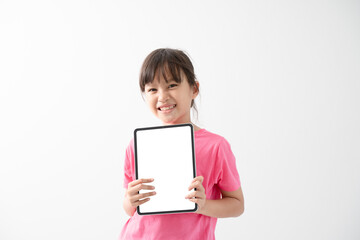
[160,105,175,111]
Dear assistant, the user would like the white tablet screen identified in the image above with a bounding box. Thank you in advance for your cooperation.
[134,124,197,215]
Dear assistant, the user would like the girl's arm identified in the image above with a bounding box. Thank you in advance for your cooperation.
[199,187,244,218]
[186,176,244,218]
[123,194,136,216]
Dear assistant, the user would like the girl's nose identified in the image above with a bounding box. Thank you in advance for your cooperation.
[158,90,169,102]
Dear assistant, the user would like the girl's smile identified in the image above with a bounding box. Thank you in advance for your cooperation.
[157,104,176,112]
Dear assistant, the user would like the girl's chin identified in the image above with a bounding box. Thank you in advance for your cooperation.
[160,118,190,125]
[160,119,177,125]
[159,117,178,125]
[157,113,191,125]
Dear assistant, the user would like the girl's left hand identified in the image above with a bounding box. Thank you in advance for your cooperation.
[185,176,206,213]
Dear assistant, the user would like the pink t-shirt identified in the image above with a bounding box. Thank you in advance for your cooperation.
[120,129,241,240]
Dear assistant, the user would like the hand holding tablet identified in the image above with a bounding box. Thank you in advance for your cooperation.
[126,178,156,208]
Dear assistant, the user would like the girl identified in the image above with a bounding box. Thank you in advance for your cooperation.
[120,48,244,239]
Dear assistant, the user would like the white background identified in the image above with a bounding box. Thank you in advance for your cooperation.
[0,1,359,239]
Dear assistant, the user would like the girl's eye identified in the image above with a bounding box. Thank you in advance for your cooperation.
[169,84,178,88]
[148,88,157,92]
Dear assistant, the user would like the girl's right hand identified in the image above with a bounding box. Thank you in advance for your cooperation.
[126,178,156,208]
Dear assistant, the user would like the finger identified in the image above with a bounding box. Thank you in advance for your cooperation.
[188,198,199,204]
[188,181,205,191]
[128,178,154,188]
[132,191,157,202]
[188,181,198,191]
[137,184,155,191]
[188,176,204,190]
[191,176,204,183]
[185,191,204,199]
[185,191,199,199]
[128,184,154,196]
[128,182,155,196]
[132,198,150,207]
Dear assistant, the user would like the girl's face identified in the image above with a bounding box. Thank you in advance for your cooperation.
[144,71,199,125]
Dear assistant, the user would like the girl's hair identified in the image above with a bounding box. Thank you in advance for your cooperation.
[139,48,199,117]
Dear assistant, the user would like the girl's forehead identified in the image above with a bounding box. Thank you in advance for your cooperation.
[145,77,175,86]
[146,70,184,86]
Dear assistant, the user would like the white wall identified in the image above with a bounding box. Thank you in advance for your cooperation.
[1,1,359,239]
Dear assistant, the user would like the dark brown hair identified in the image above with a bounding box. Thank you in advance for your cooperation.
[139,48,199,113]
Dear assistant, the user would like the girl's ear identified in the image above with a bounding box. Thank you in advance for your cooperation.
[192,81,200,99]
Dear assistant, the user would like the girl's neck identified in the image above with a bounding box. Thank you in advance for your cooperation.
[192,124,201,131]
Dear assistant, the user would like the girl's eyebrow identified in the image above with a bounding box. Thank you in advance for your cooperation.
[144,85,154,90]
[167,78,178,83]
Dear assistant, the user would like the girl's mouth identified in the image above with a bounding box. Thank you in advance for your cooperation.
[158,104,176,111]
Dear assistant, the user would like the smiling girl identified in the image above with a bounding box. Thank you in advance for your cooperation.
[120,48,244,239]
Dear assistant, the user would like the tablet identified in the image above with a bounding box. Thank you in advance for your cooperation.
[134,123,197,215]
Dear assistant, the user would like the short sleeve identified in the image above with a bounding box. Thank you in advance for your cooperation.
[216,138,241,192]
[123,139,135,188]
